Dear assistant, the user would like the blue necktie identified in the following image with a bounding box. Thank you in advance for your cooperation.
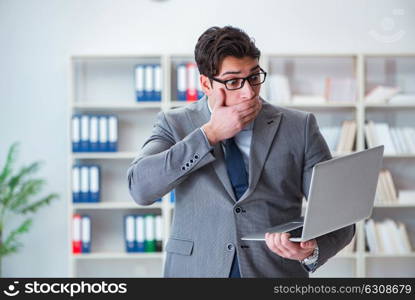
[223,138,249,278]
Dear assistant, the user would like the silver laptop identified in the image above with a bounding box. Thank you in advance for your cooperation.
[241,145,384,242]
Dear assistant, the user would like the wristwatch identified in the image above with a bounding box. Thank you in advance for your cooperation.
[301,246,319,265]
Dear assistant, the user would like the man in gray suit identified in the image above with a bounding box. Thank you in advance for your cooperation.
[127,26,355,277]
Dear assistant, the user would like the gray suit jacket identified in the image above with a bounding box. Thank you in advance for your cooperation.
[127,96,355,278]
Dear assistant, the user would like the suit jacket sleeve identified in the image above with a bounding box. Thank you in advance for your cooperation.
[127,111,216,205]
[301,113,356,272]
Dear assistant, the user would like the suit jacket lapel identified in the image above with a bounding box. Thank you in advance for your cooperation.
[187,97,237,202]
[238,102,283,203]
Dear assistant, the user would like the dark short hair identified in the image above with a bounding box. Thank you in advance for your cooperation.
[194,26,261,78]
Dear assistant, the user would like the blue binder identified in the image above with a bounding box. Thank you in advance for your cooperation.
[81,215,91,253]
[89,165,100,203]
[72,115,81,152]
[80,115,90,152]
[135,215,145,252]
[144,64,154,101]
[154,64,162,101]
[72,165,80,203]
[98,115,108,152]
[89,115,99,152]
[108,115,118,152]
[135,64,145,102]
[80,166,89,202]
[124,215,136,252]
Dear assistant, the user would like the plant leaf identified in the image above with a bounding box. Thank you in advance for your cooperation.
[9,179,45,211]
[18,193,59,214]
[0,143,19,203]
[0,218,32,257]
[2,162,42,208]
[0,142,19,185]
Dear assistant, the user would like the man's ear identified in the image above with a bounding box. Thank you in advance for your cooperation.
[200,75,213,96]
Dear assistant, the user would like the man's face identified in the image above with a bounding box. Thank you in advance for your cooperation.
[201,56,261,107]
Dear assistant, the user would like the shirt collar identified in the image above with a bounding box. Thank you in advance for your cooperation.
[207,98,254,131]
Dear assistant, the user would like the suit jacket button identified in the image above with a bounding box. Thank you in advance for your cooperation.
[234,207,241,214]
[227,243,234,251]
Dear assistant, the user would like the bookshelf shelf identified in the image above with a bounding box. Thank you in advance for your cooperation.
[364,104,415,109]
[364,253,415,258]
[170,101,197,107]
[73,202,163,210]
[68,53,415,278]
[73,252,164,260]
[282,103,357,109]
[72,152,138,160]
[73,102,163,110]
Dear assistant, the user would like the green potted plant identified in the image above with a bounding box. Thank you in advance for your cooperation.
[0,142,59,277]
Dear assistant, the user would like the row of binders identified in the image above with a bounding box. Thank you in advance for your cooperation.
[125,214,162,252]
[72,214,91,253]
[320,120,357,155]
[176,62,203,101]
[135,64,162,101]
[365,219,413,254]
[72,165,100,203]
[365,121,415,155]
[72,114,118,152]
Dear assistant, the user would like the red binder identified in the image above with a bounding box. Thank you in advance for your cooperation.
[72,214,82,254]
[186,63,198,101]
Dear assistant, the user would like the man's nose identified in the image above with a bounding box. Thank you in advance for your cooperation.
[240,80,256,99]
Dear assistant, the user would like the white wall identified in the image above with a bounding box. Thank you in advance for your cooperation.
[0,0,414,277]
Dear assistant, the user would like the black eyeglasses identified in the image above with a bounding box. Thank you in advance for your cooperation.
[209,67,267,91]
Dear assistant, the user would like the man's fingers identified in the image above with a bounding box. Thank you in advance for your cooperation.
[277,233,294,256]
[300,239,317,249]
[234,98,259,112]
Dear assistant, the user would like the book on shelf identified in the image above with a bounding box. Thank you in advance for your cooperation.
[134,63,162,101]
[72,165,101,203]
[124,214,162,253]
[72,214,91,254]
[335,120,356,154]
[365,121,415,155]
[365,85,400,103]
[72,114,118,152]
[365,218,412,254]
[374,169,398,205]
[324,77,357,102]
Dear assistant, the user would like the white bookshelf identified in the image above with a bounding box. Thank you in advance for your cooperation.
[68,53,415,278]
